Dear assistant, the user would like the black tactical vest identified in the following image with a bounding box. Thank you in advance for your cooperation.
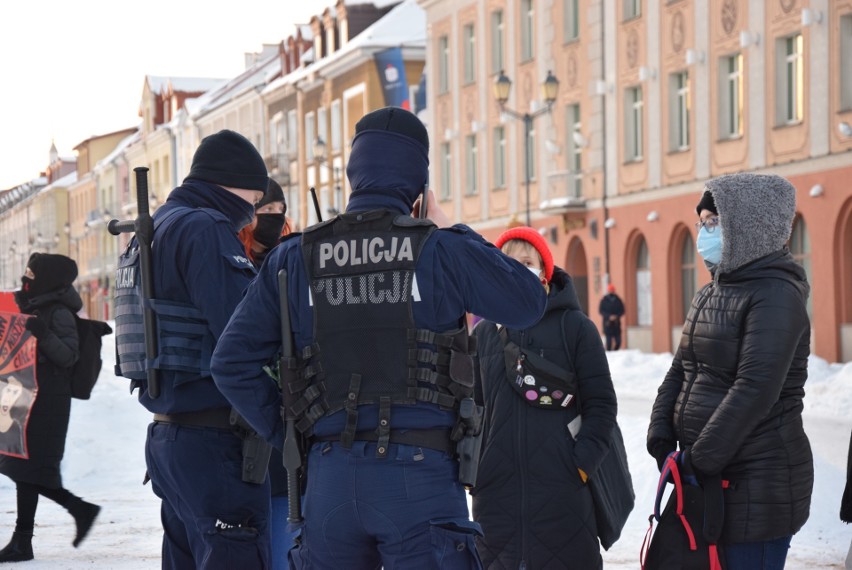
[288,210,476,449]
[113,207,217,384]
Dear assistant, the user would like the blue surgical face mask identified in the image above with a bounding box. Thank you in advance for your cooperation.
[696,226,723,265]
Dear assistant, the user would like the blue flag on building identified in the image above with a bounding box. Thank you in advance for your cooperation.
[374,47,409,109]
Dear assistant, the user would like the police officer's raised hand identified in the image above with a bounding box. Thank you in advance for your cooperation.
[413,188,452,228]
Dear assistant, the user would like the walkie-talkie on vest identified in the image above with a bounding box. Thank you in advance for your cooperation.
[108,167,161,399]
[277,269,303,523]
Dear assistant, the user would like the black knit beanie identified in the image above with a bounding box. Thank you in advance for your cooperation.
[257,178,286,211]
[696,190,718,215]
[27,253,78,296]
[355,107,429,152]
[185,130,269,192]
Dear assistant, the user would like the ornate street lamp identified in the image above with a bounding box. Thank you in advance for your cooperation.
[493,70,560,226]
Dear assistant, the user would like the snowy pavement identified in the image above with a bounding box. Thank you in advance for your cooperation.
[1,332,850,568]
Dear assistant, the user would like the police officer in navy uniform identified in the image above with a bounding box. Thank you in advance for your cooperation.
[211,107,547,569]
[114,130,272,569]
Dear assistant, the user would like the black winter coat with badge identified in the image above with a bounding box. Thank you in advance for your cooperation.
[647,250,813,543]
[471,268,617,570]
[0,286,81,488]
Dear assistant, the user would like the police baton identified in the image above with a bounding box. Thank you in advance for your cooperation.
[108,167,161,399]
[277,269,303,523]
[309,186,322,223]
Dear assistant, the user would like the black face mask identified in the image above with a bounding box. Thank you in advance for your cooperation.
[253,214,286,249]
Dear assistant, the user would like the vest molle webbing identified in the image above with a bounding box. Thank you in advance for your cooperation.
[288,211,476,456]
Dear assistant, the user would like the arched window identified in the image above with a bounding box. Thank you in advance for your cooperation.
[789,216,813,317]
[680,233,697,322]
[636,237,652,326]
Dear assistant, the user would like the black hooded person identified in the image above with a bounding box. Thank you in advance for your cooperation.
[112,129,276,569]
[0,253,100,562]
[211,106,548,568]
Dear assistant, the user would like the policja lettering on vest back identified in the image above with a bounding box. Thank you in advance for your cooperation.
[312,271,419,306]
[310,228,423,307]
[318,235,415,269]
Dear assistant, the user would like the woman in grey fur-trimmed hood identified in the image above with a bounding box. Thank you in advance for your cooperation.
[647,173,813,570]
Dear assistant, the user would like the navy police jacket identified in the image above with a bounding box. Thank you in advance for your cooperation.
[211,197,547,451]
[140,180,257,414]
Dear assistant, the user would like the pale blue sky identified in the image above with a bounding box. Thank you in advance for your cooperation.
[0,0,330,189]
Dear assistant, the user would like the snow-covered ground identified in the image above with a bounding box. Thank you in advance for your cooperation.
[1,328,850,568]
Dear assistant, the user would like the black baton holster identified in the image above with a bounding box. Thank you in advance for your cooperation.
[454,397,484,487]
[230,409,273,485]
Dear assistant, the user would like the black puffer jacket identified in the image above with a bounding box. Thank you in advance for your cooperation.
[0,286,81,488]
[648,250,812,543]
[472,268,617,569]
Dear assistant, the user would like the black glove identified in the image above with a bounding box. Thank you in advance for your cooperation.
[25,317,49,339]
[649,440,676,472]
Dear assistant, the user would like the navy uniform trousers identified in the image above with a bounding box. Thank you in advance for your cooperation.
[288,441,482,570]
[145,422,272,569]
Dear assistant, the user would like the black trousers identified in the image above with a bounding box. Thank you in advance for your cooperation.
[605,331,622,351]
[15,481,74,533]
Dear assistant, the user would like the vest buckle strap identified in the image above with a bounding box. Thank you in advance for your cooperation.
[375,397,392,458]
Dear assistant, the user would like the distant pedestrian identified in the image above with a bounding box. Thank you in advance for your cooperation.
[598,284,625,350]
[0,253,100,563]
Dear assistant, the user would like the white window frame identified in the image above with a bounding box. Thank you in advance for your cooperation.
[439,35,450,94]
[317,107,328,148]
[271,111,286,156]
[841,15,852,111]
[493,126,506,189]
[564,0,579,43]
[463,24,476,84]
[465,135,478,195]
[305,112,316,161]
[287,110,298,155]
[491,10,505,74]
[440,142,452,200]
[624,0,641,20]
[719,54,743,138]
[626,86,644,161]
[566,103,582,197]
[521,0,534,62]
[776,34,804,125]
[331,100,342,152]
[669,71,690,151]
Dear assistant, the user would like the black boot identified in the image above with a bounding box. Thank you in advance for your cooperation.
[0,531,34,563]
[67,498,101,548]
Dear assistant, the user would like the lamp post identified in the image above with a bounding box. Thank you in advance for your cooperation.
[493,70,560,226]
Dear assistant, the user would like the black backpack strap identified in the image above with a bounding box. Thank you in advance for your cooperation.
[559,310,580,408]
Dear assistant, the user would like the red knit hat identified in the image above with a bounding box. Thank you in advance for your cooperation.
[494,227,555,283]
